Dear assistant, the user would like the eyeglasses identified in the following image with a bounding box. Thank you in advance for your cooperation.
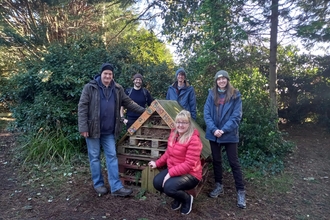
[176,121,189,125]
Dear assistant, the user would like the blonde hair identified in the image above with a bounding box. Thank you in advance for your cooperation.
[212,80,238,106]
[171,110,195,144]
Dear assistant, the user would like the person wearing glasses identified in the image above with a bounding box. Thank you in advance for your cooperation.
[203,70,246,209]
[148,110,203,215]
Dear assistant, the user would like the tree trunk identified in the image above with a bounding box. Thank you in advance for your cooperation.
[269,0,279,120]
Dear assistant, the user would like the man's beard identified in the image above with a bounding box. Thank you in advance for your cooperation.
[134,82,142,88]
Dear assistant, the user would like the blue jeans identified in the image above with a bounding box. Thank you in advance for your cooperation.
[153,169,199,202]
[86,134,123,192]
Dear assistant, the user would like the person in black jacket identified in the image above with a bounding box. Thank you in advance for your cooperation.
[120,73,153,129]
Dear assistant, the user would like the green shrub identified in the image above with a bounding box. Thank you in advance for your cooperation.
[1,34,174,166]
[195,68,294,175]
[239,94,294,175]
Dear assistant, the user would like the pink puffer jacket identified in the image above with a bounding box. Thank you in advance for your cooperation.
[155,128,203,180]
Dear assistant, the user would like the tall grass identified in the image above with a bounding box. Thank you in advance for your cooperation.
[12,128,90,195]
[20,128,81,165]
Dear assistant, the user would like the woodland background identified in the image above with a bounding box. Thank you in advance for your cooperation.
[0,0,329,183]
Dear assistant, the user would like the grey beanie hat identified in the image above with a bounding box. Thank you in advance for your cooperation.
[133,73,143,81]
[214,70,230,81]
[175,68,187,78]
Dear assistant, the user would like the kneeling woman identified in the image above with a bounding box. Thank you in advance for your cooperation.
[148,110,203,215]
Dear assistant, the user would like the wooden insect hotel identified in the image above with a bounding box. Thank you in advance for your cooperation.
[117,100,211,197]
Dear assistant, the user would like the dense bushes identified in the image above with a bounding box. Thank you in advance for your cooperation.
[1,0,328,179]
[191,67,294,176]
[239,95,294,176]
[1,38,302,175]
[1,35,173,163]
[236,69,294,175]
[3,37,108,139]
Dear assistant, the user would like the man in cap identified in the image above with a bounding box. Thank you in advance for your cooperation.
[78,63,145,197]
[166,68,197,120]
[121,73,153,129]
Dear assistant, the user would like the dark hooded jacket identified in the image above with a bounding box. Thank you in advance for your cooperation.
[166,81,197,120]
[203,89,242,143]
[166,68,197,120]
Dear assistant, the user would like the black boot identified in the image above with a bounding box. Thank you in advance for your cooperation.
[171,200,181,210]
[181,195,193,215]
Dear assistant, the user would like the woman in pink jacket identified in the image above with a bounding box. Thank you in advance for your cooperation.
[148,110,203,215]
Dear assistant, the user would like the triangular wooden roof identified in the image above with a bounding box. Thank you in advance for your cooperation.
[121,99,211,160]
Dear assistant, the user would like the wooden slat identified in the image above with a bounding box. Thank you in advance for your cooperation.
[141,166,160,193]
[128,106,155,135]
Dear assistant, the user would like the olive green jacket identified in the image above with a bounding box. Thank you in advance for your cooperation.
[78,78,145,139]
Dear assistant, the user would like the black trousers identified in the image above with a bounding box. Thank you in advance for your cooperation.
[210,141,244,191]
[153,169,199,202]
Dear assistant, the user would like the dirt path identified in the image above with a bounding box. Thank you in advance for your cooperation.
[0,124,329,220]
[278,124,330,219]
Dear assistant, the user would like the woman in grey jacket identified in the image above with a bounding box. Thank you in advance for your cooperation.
[203,70,246,209]
[78,63,144,197]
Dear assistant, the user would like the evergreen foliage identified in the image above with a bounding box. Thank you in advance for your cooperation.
[294,0,330,47]
[0,0,329,176]
[1,33,174,163]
